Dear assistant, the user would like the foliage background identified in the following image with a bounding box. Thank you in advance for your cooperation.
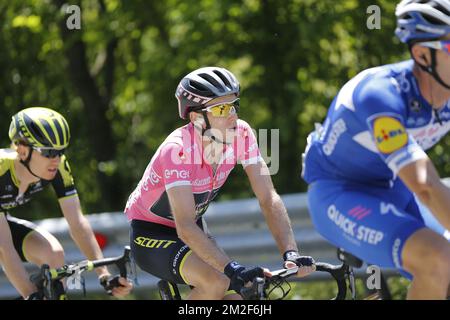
[1,0,449,220]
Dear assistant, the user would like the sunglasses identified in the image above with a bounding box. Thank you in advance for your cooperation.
[33,147,66,158]
[202,99,240,117]
[419,40,450,56]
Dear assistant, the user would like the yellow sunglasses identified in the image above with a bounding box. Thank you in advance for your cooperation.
[202,99,240,117]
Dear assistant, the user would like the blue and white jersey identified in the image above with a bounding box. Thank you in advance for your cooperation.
[302,60,450,190]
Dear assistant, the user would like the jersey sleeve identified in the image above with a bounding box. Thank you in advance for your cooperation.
[353,77,428,175]
[158,142,192,191]
[51,155,78,199]
[235,120,264,168]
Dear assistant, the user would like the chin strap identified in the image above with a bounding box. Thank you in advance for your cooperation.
[416,48,450,90]
[19,146,44,180]
[199,111,231,145]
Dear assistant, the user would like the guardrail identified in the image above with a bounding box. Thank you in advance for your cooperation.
[1,178,449,298]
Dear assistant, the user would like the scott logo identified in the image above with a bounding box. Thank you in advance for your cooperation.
[134,237,176,249]
[164,169,190,179]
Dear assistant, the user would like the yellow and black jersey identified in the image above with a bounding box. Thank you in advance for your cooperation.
[0,148,77,211]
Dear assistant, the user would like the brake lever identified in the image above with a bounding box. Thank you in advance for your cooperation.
[240,277,266,300]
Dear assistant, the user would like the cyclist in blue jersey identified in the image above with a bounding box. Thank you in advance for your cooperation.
[302,0,450,299]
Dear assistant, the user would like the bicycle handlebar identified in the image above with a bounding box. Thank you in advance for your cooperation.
[30,246,131,299]
[314,262,348,300]
[240,262,349,300]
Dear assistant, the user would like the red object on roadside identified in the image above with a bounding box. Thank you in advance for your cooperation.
[94,232,108,250]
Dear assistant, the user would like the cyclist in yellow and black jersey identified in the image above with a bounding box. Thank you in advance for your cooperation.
[0,107,132,299]
[0,150,76,211]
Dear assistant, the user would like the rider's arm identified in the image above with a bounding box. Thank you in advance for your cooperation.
[59,196,108,277]
[398,157,450,230]
[52,156,107,277]
[167,185,231,272]
[0,213,36,298]
[59,196,133,297]
[244,161,298,255]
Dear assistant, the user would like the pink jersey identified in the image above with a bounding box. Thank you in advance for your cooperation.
[124,119,263,228]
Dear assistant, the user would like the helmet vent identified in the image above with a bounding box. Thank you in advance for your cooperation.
[199,73,223,91]
[53,118,64,146]
[190,81,209,93]
[28,121,47,143]
[213,70,232,89]
[422,12,449,25]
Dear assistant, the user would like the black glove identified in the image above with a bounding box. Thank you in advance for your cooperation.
[283,250,315,268]
[99,275,122,296]
[224,261,265,293]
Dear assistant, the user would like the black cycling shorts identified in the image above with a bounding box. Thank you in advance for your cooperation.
[4,213,39,262]
[130,219,206,285]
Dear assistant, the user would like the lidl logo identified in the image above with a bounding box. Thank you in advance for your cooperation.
[373,117,407,154]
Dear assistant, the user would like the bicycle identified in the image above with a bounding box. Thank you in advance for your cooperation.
[28,246,132,300]
[336,247,392,300]
[158,261,351,300]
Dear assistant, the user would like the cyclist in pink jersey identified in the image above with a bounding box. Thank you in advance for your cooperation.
[125,67,315,299]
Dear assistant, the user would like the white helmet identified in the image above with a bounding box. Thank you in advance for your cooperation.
[395,0,450,43]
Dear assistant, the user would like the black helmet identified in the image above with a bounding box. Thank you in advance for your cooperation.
[175,67,240,119]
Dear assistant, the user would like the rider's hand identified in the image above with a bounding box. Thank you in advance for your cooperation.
[99,274,133,298]
[112,277,133,298]
[224,261,265,293]
[283,250,316,278]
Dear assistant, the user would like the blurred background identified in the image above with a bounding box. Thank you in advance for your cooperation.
[1,0,449,220]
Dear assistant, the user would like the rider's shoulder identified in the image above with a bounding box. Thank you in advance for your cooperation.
[352,62,412,113]
[236,119,255,136]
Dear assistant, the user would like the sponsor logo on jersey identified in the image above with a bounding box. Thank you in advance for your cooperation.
[322,119,347,156]
[29,183,44,195]
[149,168,162,185]
[192,177,211,187]
[328,205,383,245]
[215,168,234,182]
[409,99,421,113]
[380,202,406,217]
[172,245,189,276]
[373,117,407,154]
[348,205,372,220]
[164,169,190,180]
[141,167,162,191]
[134,237,176,249]
[392,238,402,269]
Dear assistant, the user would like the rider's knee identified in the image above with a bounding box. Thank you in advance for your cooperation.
[45,246,65,267]
[429,246,450,281]
[197,271,229,298]
[406,241,450,280]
